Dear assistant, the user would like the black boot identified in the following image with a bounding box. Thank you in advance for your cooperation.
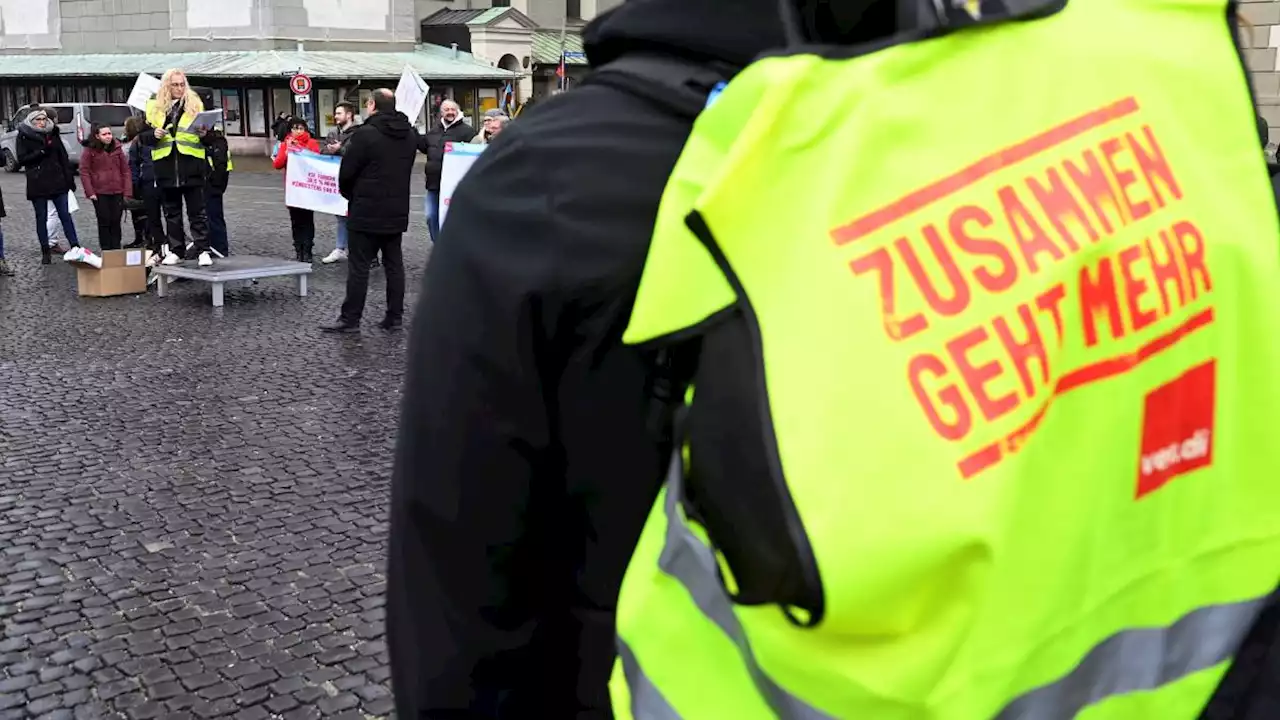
[40,247,51,265]
[302,247,314,264]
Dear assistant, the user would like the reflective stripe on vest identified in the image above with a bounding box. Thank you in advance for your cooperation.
[620,454,1274,719]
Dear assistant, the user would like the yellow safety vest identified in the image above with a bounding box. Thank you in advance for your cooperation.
[145,99,206,163]
[613,0,1280,718]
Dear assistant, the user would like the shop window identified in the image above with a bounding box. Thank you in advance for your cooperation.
[60,86,73,103]
[318,88,335,137]
[222,89,243,135]
[75,86,91,103]
[566,0,580,18]
[271,87,293,130]
[42,86,56,103]
[246,89,267,136]
[110,87,126,104]
[93,87,108,103]
[478,87,498,116]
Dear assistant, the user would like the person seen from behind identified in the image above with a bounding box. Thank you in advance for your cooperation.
[0,183,11,277]
[320,101,361,265]
[204,125,231,257]
[79,123,133,252]
[273,118,321,263]
[322,89,414,334]
[385,0,788,715]
[138,68,216,268]
[16,107,80,263]
[416,98,473,242]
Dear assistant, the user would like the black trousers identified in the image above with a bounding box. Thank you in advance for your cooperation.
[288,207,315,253]
[161,184,209,256]
[139,183,165,253]
[92,194,124,251]
[340,231,404,325]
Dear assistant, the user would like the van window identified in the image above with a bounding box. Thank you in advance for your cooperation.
[86,105,134,127]
[48,106,75,124]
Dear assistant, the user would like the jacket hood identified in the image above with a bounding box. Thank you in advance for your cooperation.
[583,0,787,69]
[368,111,413,139]
[18,118,57,139]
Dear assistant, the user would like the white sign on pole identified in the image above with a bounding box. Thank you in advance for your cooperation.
[284,151,348,217]
[295,95,311,104]
[439,142,487,229]
[126,73,161,112]
[395,65,429,122]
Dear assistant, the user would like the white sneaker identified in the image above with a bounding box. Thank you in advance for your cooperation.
[161,253,182,266]
[198,252,213,268]
[321,248,348,264]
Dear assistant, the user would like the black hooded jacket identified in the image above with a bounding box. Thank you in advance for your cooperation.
[388,2,1280,718]
[16,124,76,201]
[339,111,418,235]
[387,1,786,717]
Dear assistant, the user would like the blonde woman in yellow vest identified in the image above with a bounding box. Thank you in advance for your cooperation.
[139,68,216,268]
[611,0,1280,718]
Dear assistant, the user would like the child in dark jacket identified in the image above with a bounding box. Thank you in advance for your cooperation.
[79,123,133,251]
[204,128,231,256]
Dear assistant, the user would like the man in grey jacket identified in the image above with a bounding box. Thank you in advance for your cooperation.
[320,101,360,264]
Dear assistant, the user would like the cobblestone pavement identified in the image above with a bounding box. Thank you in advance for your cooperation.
[0,171,435,719]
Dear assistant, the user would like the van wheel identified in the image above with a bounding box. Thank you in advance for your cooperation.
[2,150,17,173]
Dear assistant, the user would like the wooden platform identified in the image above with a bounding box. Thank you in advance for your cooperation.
[151,254,313,307]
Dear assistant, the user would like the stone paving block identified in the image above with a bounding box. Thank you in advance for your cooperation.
[0,172,415,717]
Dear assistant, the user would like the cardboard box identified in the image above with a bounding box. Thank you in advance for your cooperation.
[71,249,147,297]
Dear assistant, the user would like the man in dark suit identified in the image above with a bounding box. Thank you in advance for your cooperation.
[322,88,416,334]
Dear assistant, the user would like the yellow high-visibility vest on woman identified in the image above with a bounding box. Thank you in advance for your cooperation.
[611,0,1280,717]
[144,98,206,163]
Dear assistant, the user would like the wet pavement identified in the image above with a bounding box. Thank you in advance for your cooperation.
[0,170,432,719]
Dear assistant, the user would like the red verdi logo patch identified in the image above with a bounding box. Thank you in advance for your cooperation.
[1137,360,1215,498]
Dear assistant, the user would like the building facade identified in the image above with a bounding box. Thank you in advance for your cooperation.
[1242,0,1280,147]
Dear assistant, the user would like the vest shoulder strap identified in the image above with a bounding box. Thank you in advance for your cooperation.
[584,53,737,120]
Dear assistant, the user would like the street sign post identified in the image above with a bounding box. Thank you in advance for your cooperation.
[290,74,313,96]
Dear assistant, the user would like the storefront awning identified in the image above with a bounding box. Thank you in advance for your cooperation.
[0,45,517,81]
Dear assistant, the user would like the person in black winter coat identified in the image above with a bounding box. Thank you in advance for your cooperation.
[204,128,231,257]
[322,89,416,334]
[415,99,473,242]
[15,107,81,262]
[385,1,789,716]
[386,1,1280,718]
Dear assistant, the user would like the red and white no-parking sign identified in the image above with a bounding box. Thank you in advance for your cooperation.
[290,74,313,95]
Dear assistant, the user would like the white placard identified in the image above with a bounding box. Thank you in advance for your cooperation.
[126,73,161,112]
[439,142,486,230]
[125,250,143,266]
[395,65,428,122]
[284,150,348,217]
